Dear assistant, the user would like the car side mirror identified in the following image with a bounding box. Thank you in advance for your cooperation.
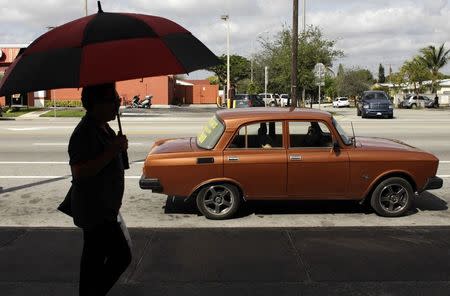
[332,141,340,152]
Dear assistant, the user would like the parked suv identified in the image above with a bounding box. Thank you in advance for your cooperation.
[399,94,438,109]
[234,94,265,107]
[357,91,393,119]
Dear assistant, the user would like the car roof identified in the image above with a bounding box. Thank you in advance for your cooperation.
[216,108,332,129]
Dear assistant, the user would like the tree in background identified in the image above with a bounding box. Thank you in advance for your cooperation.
[209,55,251,89]
[378,64,386,83]
[400,57,431,95]
[336,67,374,98]
[254,26,343,98]
[418,43,450,93]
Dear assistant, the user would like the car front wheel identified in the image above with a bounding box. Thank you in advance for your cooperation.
[370,177,413,217]
[196,183,241,219]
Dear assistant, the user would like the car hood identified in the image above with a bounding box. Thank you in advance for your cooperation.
[150,137,199,154]
[356,136,417,151]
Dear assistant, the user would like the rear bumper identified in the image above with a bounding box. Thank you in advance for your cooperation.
[139,175,163,193]
[421,176,443,192]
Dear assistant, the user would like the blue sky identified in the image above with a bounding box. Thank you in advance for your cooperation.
[1,0,449,78]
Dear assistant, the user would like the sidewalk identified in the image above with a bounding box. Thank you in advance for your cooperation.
[1,226,449,295]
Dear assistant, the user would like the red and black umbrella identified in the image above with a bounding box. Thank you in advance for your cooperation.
[0,1,220,96]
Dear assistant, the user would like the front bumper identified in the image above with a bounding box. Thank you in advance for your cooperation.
[362,109,393,117]
[421,176,443,192]
[139,175,163,193]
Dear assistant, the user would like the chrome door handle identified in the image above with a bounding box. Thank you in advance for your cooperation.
[289,155,302,161]
[228,156,240,161]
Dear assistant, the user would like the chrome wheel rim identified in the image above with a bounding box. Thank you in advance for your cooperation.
[203,185,234,216]
[379,184,409,214]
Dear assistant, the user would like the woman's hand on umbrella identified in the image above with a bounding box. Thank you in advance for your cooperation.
[112,135,128,152]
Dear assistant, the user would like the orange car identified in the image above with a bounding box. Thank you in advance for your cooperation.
[140,108,443,219]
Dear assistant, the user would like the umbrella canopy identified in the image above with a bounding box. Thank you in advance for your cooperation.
[0,2,220,96]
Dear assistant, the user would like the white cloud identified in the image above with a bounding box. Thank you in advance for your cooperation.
[0,0,449,76]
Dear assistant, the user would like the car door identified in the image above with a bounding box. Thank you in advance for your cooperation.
[287,121,350,199]
[223,121,287,199]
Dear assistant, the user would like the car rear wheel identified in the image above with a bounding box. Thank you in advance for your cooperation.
[370,177,413,217]
[196,183,241,220]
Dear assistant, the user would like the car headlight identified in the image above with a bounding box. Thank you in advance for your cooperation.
[389,105,393,109]
[363,104,369,109]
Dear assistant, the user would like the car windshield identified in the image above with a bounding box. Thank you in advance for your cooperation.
[364,92,388,100]
[197,115,225,149]
[332,117,352,145]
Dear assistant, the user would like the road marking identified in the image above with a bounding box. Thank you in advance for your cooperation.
[32,143,67,146]
[6,126,74,131]
[0,161,68,164]
[0,176,141,179]
[32,142,143,146]
[0,175,448,179]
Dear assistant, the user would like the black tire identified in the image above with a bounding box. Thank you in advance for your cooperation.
[370,177,413,217]
[196,183,241,220]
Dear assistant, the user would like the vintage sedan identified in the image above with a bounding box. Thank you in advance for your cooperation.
[140,108,442,219]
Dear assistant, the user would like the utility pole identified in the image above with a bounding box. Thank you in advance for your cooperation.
[85,0,88,16]
[221,15,230,102]
[290,0,298,110]
[301,0,306,107]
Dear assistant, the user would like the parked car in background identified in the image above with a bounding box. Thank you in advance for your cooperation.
[280,94,290,106]
[234,94,265,108]
[258,93,280,107]
[399,94,438,109]
[357,91,393,118]
[140,108,442,219]
[333,97,350,108]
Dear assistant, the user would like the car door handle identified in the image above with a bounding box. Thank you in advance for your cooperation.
[289,155,302,161]
[228,156,240,161]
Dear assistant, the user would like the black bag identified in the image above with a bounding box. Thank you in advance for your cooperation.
[57,186,73,217]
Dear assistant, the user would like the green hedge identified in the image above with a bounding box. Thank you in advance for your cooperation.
[44,100,82,107]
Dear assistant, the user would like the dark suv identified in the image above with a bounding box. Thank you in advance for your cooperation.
[357,91,393,119]
[234,94,265,107]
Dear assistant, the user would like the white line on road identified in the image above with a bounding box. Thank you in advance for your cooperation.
[0,176,141,179]
[0,161,449,165]
[32,142,143,146]
[0,175,448,179]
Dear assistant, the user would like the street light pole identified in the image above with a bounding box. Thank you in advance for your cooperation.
[85,0,88,16]
[221,15,230,101]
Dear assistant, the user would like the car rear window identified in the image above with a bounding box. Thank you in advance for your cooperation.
[197,115,225,149]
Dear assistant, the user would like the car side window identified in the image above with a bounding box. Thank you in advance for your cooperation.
[228,121,283,149]
[289,121,332,148]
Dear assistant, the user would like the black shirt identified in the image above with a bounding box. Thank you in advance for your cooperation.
[68,114,124,229]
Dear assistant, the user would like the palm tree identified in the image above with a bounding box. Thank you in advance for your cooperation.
[419,43,450,93]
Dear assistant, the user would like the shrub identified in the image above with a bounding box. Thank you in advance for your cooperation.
[44,100,82,107]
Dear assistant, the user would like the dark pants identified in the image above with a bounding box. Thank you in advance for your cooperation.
[79,222,132,296]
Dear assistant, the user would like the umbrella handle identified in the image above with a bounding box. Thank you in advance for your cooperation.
[117,111,130,170]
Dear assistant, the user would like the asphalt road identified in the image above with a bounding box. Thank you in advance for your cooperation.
[0,107,449,227]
